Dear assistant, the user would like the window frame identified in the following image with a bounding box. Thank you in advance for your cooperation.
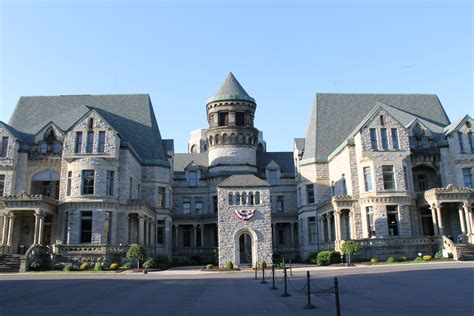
[80,211,93,243]
[86,131,94,153]
[363,166,372,191]
[268,170,278,185]
[81,170,95,195]
[386,205,399,236]
[106,170,114,196]
[188,171,198,187]
[75,132,83,153]
[382,165,395,190]
[381,128,388,150]
[306,184,315,204]
[391,128,399,149]
[182,198,191,214]
[369,128,377,150]
[98,131,106,153]
[195,197,203,213]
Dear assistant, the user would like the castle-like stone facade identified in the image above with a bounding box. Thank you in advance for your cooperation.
[0,73,473,268]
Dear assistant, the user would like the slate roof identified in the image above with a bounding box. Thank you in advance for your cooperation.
[303,93,451,161]
[442,115,471,135]
[257,151,295,176]
[218,174,270,187]
[8,94,168,163]
[207,72,255,104]
[173,153,209,172]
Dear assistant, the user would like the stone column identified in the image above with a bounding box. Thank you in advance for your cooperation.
[1,215,9,245]
[150,220,155,247]
[319,217,324,242]
[458,207,467,234]
[193,224,198,248]
[430,206,440,236]
[464,203,472,236]
[334,210,342,241]
[200,225,205,248]
[436,206,444,236]
[290,223,294,245]
[326,214,332,241]
[175,225,179,248]
[38,215,45,245]
[272,223,276,247]
[138,215,145,245]
[349,211,355,239]
[33,214,40,244]
[7,215,15,246]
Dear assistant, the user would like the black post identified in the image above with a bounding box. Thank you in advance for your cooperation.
[255,265,257,280]
[261,266,267,284]
[270,264,277,290]
[335,277,341,316]
[281,267,291,297]
[303,271,316,309]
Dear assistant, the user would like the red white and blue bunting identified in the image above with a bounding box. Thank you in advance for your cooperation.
[233,208,256,221]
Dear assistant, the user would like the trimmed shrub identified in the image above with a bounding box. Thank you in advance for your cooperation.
[206,264,214,270]
[109,263,119,270]
[80,263,90,271]
[121,262,132,270]
[414,257,423,263]
[94,263,104,271]
[152,254,170,270]
[306,252,318,264]
[434,250,443,260]
[63,263,76,272]
[29,259,48,271]
[143,259,155,269]
[126,244,147,267]
[422,255,432,261]
[386,257,395,264]
[226,260,233,270]
[316,251,340,266]
[397,256,407,262]
[370,258,378,263]
[259,260,267,269]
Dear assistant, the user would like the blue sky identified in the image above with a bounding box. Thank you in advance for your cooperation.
[1,0,472,152]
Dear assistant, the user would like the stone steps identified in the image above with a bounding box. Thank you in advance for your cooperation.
[0,255,21,273]
[455,245,474,261]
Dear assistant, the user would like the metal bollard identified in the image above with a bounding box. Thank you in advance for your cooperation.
[270,264,277,290]
[335,277,341,316]
[303,271,316,309]
[255,265,258,280]
[289,259,293,276]
[261,266,267,284]
[280,267,291,297]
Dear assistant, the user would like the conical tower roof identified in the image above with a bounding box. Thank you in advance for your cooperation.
[207,72,255,103]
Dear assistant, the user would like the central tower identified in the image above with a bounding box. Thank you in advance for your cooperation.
[206,73,258,174]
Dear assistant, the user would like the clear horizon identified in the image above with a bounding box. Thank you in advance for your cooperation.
[1,0,472,152]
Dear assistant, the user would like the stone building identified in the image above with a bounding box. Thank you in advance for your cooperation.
[0,73,473,271]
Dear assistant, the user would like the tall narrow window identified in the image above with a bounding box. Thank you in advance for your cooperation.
[129,178,133,199]
[195,197,203,213]
[276,196,284,212]
[308,217,316,244]
[363,167,372,191]
[381,128,388,150]
[80,211,93,243]
[106,170,114,196]
[39,143,47,154]
[403,166,409,191]
[366,207,375,238]
[249,192,254,205]
[236,112,245,126]
[306,184,315,204]
[235,192,241,205]
[255,192,260,205]
[212,196,218,213]
[218,112,229,126]
[182,198,191,214]
[468,132,473,152]
[188,171,197,186]
[382,165,395,190]
[157,187,166,207]
[98,131,106,153]
[137,184,141,199]
[463,168,473,188]
[157,220,165,245]
[75,132,82,153]
[391,128,399,149]
[331,181,335,196]
[458,132,464,153]
[386,206,399,236]
[228,192,234,205]
[63,211,69,243]
[67,171,72,196]
[341,174,347,195]
[0,174,5,196]
[88,118,94,129]
[370,128,377,150]
[380,115,385,126]
[269,170,278,185]
[241,192,247,205]
[86,131,94,153]
[0,137,8,157]
[81,170,94,194]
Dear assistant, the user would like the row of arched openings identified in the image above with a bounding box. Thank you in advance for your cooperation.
[228,192,261,206]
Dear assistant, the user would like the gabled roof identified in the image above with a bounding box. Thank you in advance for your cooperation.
[218,174,270,187]
[174,153,208,172]
[0,121,24,141]
[207,72,255,104]
[8,94,168,163]
[302,93,451,162]
[442,115,472,135]
[257,151,295,176]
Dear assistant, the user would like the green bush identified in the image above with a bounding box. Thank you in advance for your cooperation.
[206,264,214,270]
[109,263,119,270]
[386,257,395,264]
[422,255,432,261]
[306,252,318,264]
[316,251,340,266]
[259,260,267,269]
[152,254,170,270]
[370,258,378,263]
[226,260,233,270]
[63,263,76,272]
[94,263,104,271]
[397,256,407,262]
[126,244,147,267]
[80,263,90,271]
[143,259,155,269]
[341,241,360,265]
[29,259,48,271]
[52,263,64,271]
[121,262,132,270]
[414,257,423,263]
[434,250,443,259]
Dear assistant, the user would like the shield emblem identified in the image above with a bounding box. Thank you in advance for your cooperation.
[233,208,256,221]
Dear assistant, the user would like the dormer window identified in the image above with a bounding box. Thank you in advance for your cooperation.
[269,170,278,185]
[39,143,47,154]
[380,115,385,126]
[0,137,8,157]
[188,171,198,186]
[75,132,82,153]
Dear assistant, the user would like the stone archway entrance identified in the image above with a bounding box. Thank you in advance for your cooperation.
[239,233,252,265]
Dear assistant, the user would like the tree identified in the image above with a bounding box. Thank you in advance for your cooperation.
[341,241,360,266]
[126,244,147,268]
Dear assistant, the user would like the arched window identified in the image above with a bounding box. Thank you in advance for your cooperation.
[222,134,228,144]
[242,192,247,205]
[228,192,233,205]
[249,192,254,205]
[235,193,241,205]
[190,144,197,153]
[215,134,220,144]
[255,192,260,205]
[209,136,213,145]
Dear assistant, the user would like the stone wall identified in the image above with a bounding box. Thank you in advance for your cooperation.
[208,145,256,167]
